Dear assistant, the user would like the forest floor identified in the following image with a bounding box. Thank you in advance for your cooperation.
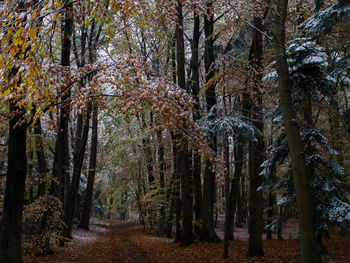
[24,221,350,263]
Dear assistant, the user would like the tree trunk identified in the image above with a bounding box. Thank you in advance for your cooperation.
[223,135,233,258]
[179,148,194,246]
[79,104,98,230]
[246,16,265,258]
[266,191,275,240]
[191,12,202,239]
[50,0,73,203]
[277,206,283,240]
[272,1,319,262]
[0,4,28,260]
[200,1,220,243]
[246,113,264,257]
[176,1,193,246]
[0,103,27,263]
[233,134,245,230]
[157,129,167,237]
[27,151,34,203]
[34,118,48,197]
[63,107,91,238]
[172,134,182,242]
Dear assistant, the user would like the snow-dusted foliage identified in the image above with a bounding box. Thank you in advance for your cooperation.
[299,1,350,38]
[330,56,350,78]
[311,160,350,231]
[198,103,262,142]
[262,128,350,230]
[302,128,338,155]
[260,134,288,178]
[262,29,350,232]
[264,38,334,97]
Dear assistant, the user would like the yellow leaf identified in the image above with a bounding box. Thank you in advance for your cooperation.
[9,44,18,56]
[29,28,37,39]
[1,35,9,46]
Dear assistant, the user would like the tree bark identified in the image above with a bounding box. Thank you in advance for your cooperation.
[176,0,193,246]
[50,0,73,204]
[172,133,182,242]
[272,1,319,262]
[79,104,98,230]
[266,191,275,240]
[63,106,91,238]
[34,118,48,197]
[0,104,27,263]
[233,134,245,229]
[157,129,167,237]
[200,1,220,243]
[223,135,233,258]
[191,12,202,239]
[246,16,265,258]
[0,3,27,262]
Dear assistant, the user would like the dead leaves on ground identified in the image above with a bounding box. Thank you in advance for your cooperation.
[24,221,350,263]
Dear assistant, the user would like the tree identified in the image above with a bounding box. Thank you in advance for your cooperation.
[50,0,73,205]
[79,103,98,230]
[272,0,320,262]
[176,0,193,247]
[246,15,264,258]
[0,2,29,262]
[201,0,220,243]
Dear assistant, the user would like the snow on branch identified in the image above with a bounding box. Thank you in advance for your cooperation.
[299,1,350,38]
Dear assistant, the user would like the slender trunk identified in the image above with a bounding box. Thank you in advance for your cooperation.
[173,134,182,242]
[277,206,283,240]
[166,181,175,238]
[63,107,91,238]
[137,162,146,232]
[240,169,248,226]
[191,12,202,238]
[166,37,178,239]
[78,18,100,230]
[79,105,98,230]
[233,134,245,230]
[34,118,48,197]
[273,1,319,262]
[166,141,176,238]
[142,112,154,228]
[228,177,237,240]
[28,151,34,203]
[157,130,167,237]
[223,136,233,258]
[266,191,275,240]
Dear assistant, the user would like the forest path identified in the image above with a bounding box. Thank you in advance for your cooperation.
[105,221,149,263]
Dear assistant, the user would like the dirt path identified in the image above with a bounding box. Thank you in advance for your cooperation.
[111,222,147,263]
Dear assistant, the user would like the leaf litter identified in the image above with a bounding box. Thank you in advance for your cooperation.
[24,221,350,263]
